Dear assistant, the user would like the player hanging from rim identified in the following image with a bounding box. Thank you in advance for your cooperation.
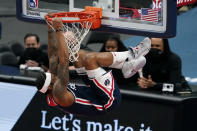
[35,17,151,116]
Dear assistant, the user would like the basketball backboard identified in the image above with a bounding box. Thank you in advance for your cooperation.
[16,0,177,37]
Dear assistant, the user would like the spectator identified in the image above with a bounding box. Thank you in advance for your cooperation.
[100,35,127,52]
[100,35,137,85]
[137,38,191,93]
[18,33,49,71]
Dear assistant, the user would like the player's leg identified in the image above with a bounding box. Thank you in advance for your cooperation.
[74,37,151,78]
[72,49,137,88]
[85,51,126,69]
[74,50,130,72]
[73,50,132,83]
[75,37,150,69]
[84,37,151,78]
[84,51,146,79]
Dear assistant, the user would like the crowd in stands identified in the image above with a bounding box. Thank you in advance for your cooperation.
[18,33,49,72]
[0,30,192,94]
[0,33,48,76]
[0,4,196,93]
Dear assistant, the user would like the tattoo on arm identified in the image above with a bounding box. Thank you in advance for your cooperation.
[56,31,69,85]
[57,63,69,86]
[48,31,58,74]
[48,32,58,58]
[49,18,75,106]
[56,32,69,65]
[49,56,58,75]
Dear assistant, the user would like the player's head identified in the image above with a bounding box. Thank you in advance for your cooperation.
[35,72,54,94]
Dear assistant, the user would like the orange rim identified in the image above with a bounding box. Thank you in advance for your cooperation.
[45,6,102,29]
[46,12,96,23]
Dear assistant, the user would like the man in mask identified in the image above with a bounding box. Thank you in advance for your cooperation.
[137,38,191,93]
[18,33,49,71]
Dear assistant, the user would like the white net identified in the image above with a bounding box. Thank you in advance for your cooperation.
[46,14,93,62]
[62,21,92,62]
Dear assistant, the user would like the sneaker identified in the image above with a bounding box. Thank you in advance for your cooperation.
[129,37,151,59]
[122,56,146,78]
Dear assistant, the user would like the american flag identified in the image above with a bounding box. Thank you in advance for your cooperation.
[141,8,158,22]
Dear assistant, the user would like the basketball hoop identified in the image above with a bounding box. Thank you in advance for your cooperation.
[45,7,102,62]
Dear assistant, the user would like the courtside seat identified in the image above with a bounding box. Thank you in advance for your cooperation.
[0,44,11,53]
[8,41,25,58]
[0,51,18,67]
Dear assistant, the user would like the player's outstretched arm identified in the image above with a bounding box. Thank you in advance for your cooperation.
[51,17,74,107]
[45,14,58,75]
[54,18,69,84]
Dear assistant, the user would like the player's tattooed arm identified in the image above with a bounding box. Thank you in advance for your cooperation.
[49,55,58,75]
[46,13,58,59]
[48,30,58,58]
[57,62,69,86]
[48,31,58,75]
[53,17,69,86]
[46,13,58,75]
[51,17,74,106]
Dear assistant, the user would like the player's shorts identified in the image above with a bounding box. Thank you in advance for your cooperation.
[47,71,121,116]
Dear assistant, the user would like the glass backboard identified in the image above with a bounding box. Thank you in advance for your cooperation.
[16,0,177,37]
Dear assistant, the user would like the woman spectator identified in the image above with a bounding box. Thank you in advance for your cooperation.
[137,38,191,93]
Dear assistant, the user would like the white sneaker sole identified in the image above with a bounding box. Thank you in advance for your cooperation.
[122,56,146,78]
[141,37,151,56]
[129,37,151,59]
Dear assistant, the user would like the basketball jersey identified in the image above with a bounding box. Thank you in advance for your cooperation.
[47,71,121,116]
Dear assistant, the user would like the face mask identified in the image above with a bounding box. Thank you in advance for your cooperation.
[149,48,163,59]
[25,47,37,53]
[24,48,39,60]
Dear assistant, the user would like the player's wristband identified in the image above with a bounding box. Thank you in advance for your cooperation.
[56,28,63,32]
[48,29,54,33]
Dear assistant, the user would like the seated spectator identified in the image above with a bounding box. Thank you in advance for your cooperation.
[100,35,137,85]
[18,33,49,72]
[137,38,191,93]
[100,35,127,52]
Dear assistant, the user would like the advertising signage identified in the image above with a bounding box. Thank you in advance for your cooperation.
[1,82,197,131]
[12,93,175,131]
